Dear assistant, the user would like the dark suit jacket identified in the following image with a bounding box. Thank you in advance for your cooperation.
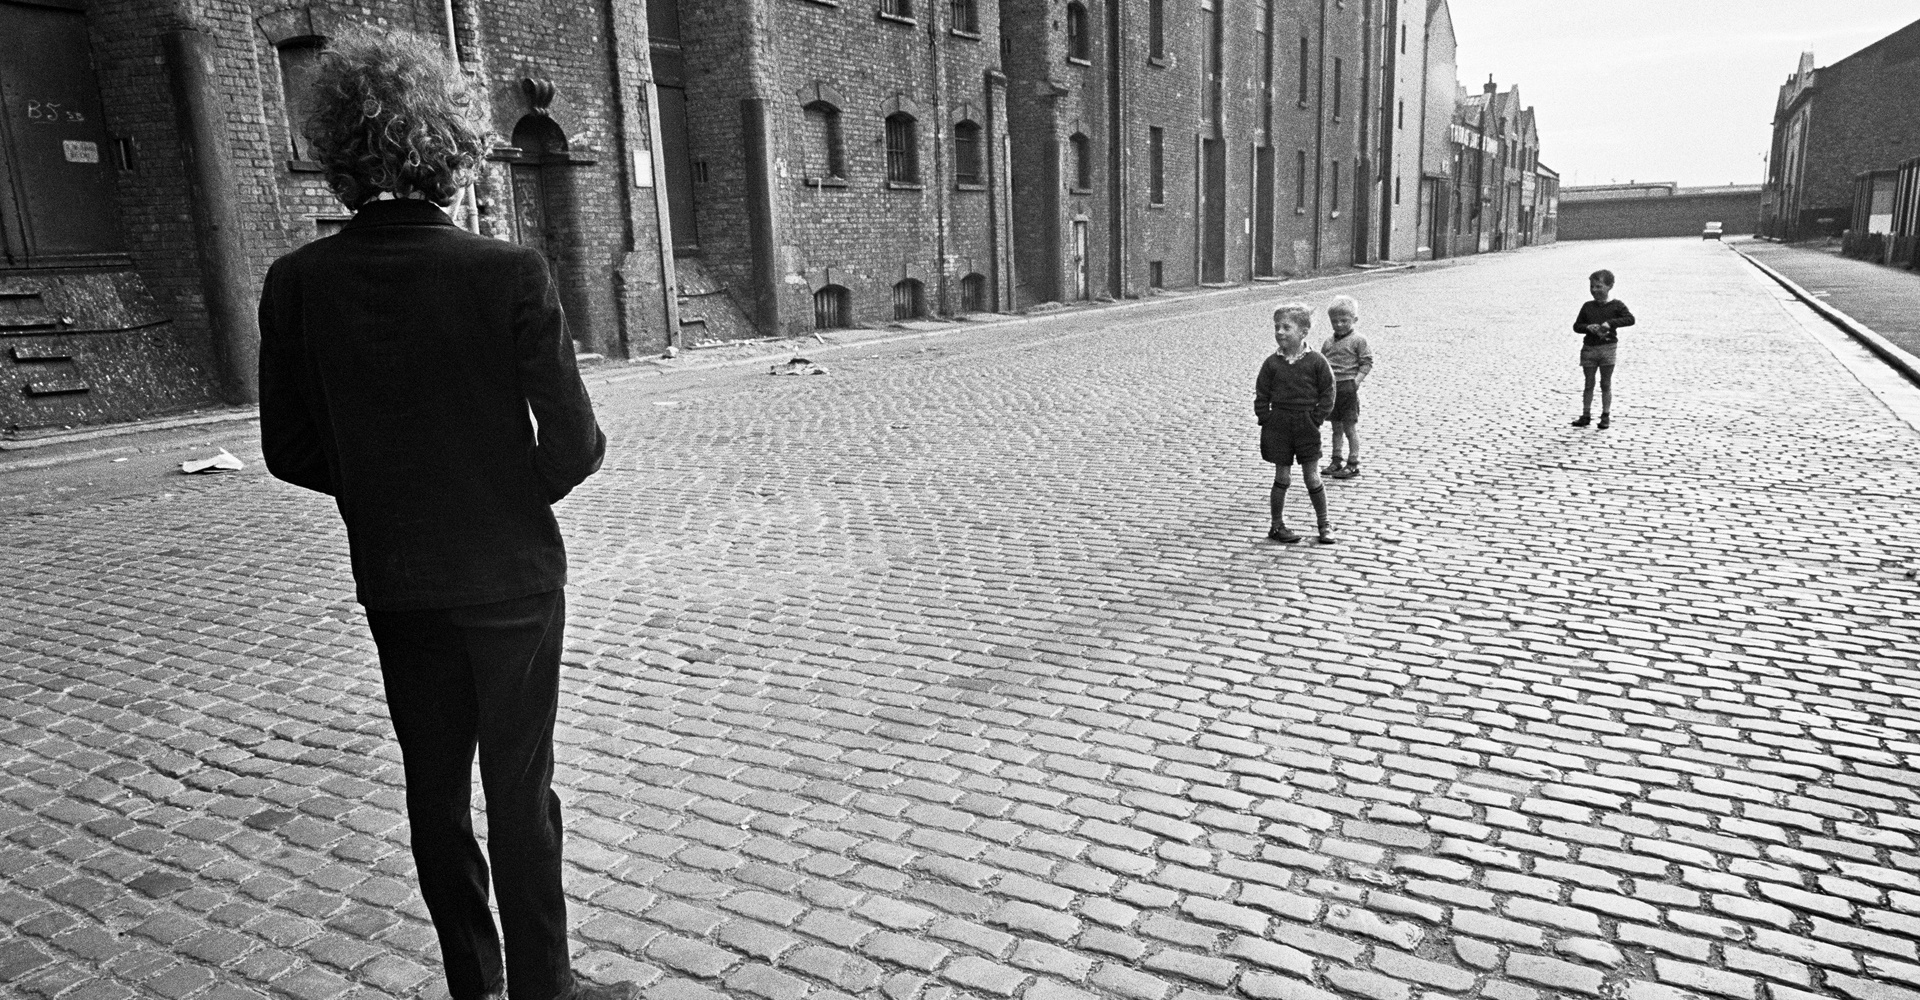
[259,199,606,610]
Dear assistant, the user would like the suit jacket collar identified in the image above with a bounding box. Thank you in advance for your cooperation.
[346,199,457,230]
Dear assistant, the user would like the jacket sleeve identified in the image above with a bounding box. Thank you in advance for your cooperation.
[257,262,336,496]
[515,253,606,503]
[1313,356,1336,424]
[1253,360,1273,424]
[1608,301,1635,330]
[1572,304,1590,334]
[1355,336,1374,381]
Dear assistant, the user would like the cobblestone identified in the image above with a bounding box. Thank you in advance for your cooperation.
[4,240,1920,1000]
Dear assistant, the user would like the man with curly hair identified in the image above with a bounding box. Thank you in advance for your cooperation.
[257,30,629,1000]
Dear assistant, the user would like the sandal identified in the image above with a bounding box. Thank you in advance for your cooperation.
[1268,526,1302,544]
[1315,525,1337,545]
[1597,414,1611,429]
[1570,414,1591,427]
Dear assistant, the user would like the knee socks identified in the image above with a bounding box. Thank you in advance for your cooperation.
[1270,483,1287,527]
[1308,484,1328,528]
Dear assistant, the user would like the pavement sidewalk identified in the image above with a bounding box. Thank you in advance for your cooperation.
[1738,239,1920,360]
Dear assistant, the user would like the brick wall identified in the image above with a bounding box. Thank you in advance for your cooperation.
[1558,191,1762,241]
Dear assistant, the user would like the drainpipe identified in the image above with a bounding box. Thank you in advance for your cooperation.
[928,12,952,316]
[1311,0,1326,269]
[1106,0,1126,298]
[164,28,257,404]
[985,69,1010,312]
[1377,0,1396,259]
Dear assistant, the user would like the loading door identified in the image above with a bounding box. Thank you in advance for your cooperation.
[0,0,127,267]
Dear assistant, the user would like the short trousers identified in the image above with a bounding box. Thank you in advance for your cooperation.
[1330,380,1360,424]
[1580,342,1618,368]
[1260,410,1323,467]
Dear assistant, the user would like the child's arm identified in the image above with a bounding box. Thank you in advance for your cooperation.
[1312,356,1336,425]
[1608,301,1635,330]
[1254,362,1274,424]
[1573,304,1591,334]
[1355,337,1374,383]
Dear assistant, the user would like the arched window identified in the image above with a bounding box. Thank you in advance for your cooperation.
[803,100,845,181]
[276,36,326,161]
[892,279,925,320]
[1070,133,1092,191]
[814,285,852,330]
[885,113,919,183]
[1066,3,1090,61]
[953,121,983,186]
[960,273,987,313]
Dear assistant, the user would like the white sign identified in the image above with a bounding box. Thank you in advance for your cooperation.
[63,140,99,164]
[633,148,654,188]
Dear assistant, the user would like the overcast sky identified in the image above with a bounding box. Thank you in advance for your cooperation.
[1447,2,1920,189]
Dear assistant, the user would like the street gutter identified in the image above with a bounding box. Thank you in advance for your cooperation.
[1734,244,1920,389]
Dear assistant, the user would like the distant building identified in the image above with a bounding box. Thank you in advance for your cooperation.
[1444,77,1539,255]
[1559,183,1763,240]
[1762,19,1920,240]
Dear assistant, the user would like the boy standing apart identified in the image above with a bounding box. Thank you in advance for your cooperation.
[1319,295,1373,479]
[1571,269,1635,429]
[1255,303,1338,544]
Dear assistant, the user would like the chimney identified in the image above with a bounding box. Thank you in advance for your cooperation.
[1484,74,1497,94]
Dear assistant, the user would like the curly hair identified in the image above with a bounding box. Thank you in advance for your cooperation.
[302,29,490,209]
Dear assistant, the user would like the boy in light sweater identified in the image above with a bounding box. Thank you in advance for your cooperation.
[1319,295,1373,479]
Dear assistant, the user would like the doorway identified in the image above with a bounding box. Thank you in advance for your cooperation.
[1071,220,1090,301]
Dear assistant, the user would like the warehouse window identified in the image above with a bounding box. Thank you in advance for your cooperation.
[950,0,978,33]
[885,113,919,183]
[814,285,851,329]
[1149,0,1165,59]
[1066,3,1090,62]
[1332,58,1342,119]
[1148,126,1165,205]
[1331,159,1341,213]
[882,0,913,19]
[953,120,983,185]
[1298,37,1309,104]
[1295,150,1307,208]
[960,273,987,312]
[892,279,925,320]
[803,101,845,181]
[1070,132,1092,191]
[277,37,326,162]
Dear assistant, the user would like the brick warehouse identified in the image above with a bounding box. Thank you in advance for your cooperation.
[1,0,1544,431]
[1762,17,1920,241]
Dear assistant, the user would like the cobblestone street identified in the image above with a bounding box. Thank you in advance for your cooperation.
[4,237,1920,1000]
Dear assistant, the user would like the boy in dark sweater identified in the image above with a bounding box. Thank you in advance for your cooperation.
[1571,269,1635,429]
[1255,303,1338,544]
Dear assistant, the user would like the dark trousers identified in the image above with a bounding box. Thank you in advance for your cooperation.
[367,589,573,1000]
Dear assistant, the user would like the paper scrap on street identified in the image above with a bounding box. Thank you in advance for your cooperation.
[180,449,244,474]
[770,357,828,376]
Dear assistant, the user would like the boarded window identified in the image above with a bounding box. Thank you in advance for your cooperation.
[814,285,851,329]
[1070,133,1091,190]
[892,279,924,320]
[960,272,987,312]
[277,38,325,162]
[1148,127,1164,204]
[804,101,844,179]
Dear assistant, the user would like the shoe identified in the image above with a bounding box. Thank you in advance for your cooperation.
[1321,459,1345,476]
[1597,414,1610,429]
[1330,461,1359,480]
[1315,524,1337,544]
[568,981,643,1000]
[1268,526,1302,544]
[1570,414,1591,427]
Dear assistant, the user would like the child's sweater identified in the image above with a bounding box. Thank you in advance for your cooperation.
[1321,332,1374,382]
[1573,300,1635,346]
[1254,350,1336,424]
